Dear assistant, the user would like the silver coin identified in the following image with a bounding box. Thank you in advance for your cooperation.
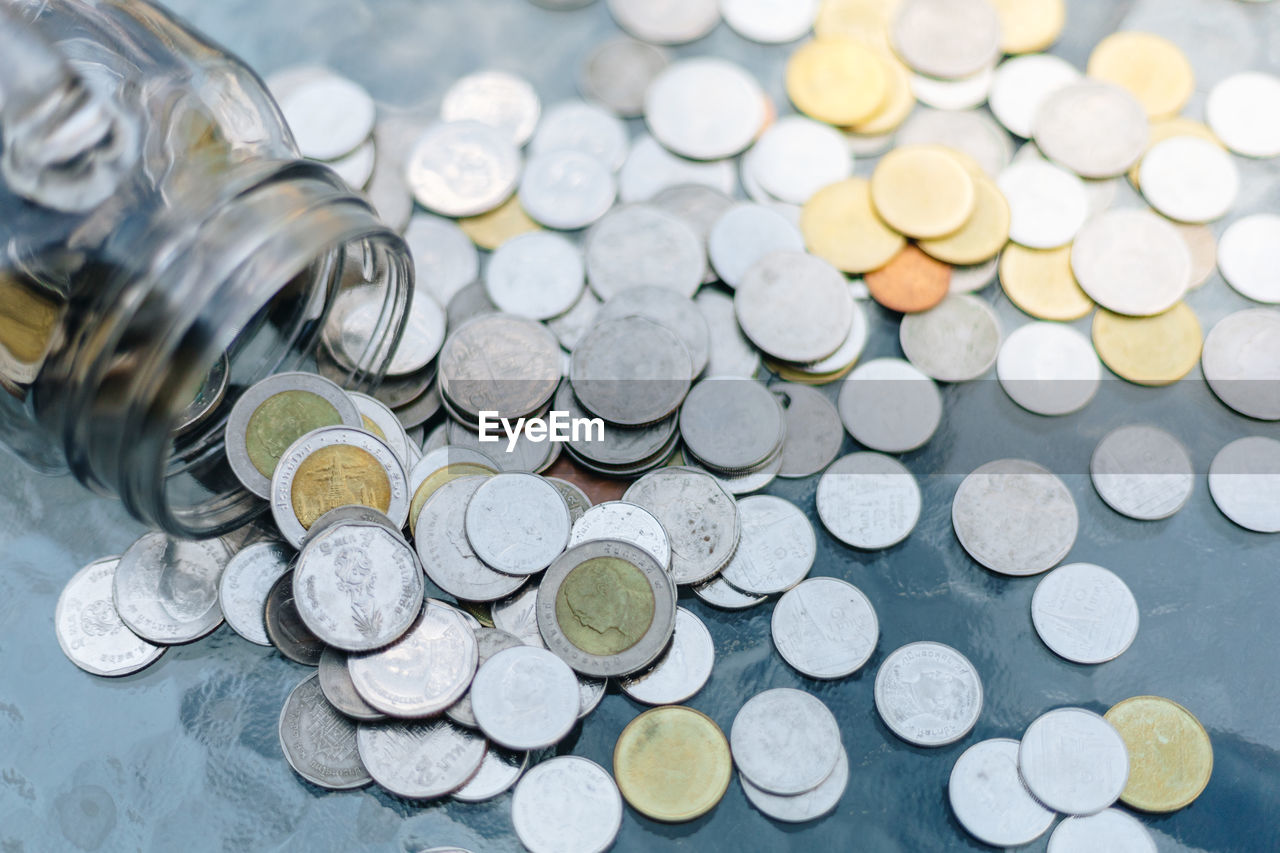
[644,58,764,161]
[438,313,561,421]
[347,600,478,718]
[470,645,581,749]
[1032,563,1140,664]
[874,641,983,747]
[772,577,878,679]
[735,252,853,363]
[708,203,805,290]
[406,121,521,217]
[277,71,375,161]
[217,540,291,646]
[394,380,444,431]
[264,571,325,666]
[706,451,783,496]
[403,213,478,306]
[569,501,672,570]
[598,285,711,377]
[837,358,942,453]
[356,718,486,799]
[623,467,741,585]
[1208,436,1280,533]
[989,54,1080,138]
[1206,71,1280,159]
[1219,214,1280,303]
[580,39,671,117]
[619,606,715,704]
[570,315,693,426]
[1090,425,1194,520]
[531,100,628,171]
[547,290,602,351]
[330,285,446,377]
[445,281,499,329]
[441,70,540,147]
[416,477,527,602]
[619,134,737,203]
[445,627,526,728]
[349,391,412,470]
[585,204,705,300]
[719,495,814,594]
[577,676,607,719]
[1018,707,1130,815]
[446,412,554,474]
[485,232,585,321]
[721,0,818,43]
[773,384,843,478]
[816,452,921,550]
[891,0,1000,79]
[554,383,679,470]
[364,142,414,234]
[910,63,995,111]
[730,687,842,795]
[112,533,227,645]
[1140,137,1239,224]
[695,289,761,378]
[519,149,617,230]
[329,137,376,190]
[895,108,1012,177]
[318,646,386,722]
[952,458,1078,575]
[1034,81,1149,178]
[680,378,784,471]
[1047,809,1158,853]
[511,756,623,853]
[778,287,868,376]
[740,746,848,823]
[56,557,165,677]
[692,575,768,610]
[1071,209,1190,316]
[996,159,1089,249]
[465,473,571,575]
[452,746,529,803]
[1202,309,1280,420]
[491,585,545,648]
[948,738,1055,847]
[650,182,735,250]
[996,321,1101,416]
[607,0,720,45]
[174,352,229,437]
[279,674,372,790]
[899,294,1001,382]
[747,118,850,204]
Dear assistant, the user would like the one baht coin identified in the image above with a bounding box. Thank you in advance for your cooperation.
[406,445,499,535]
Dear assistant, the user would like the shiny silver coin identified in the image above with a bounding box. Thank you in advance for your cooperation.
[740,747,847,823]
[277,70,375,162]
[989,54,1080,139]
[553,382,678,469]
[441,70,541,147]
[619,134,736,203]
[695,289,761,378]
[910,63,995,111]
[356,718,486,799]
[403,213,479,306]
[532,100,628,171]
[1033,81,1148,179]
[1140,137,1239,224]
[329,137,375,190]
[570,315,694,426]
[112,532,227,645]
[1071,209,1190,316]
[445,280,499,328]
[264,571,325,666]
[597,285,711,377]
[650,182,735,254]
[1090,425,1194,520]
[996,321,1101,416]
[1206,71,1280,159]
[1032,563,1140,664]
[485,231,585,320]
[619,606,715,705]
[279,673,371,790]
[511,756,623,853]
[837,358,942,453]
[644,58,764,161]
[899,294,1001,382]
[735,251,854,363]
[438,313,561,421]
[406,121,521,217]
[585,204,705,300]
[896,107,1012,177]
[623,467,741,585]
[949,738,1055,847]
[347,600,478,718]
[1047,809,1157,853]
[348,391,412,469]
[471,645,581,749]
[416,477,527,602]
[446,416,555,474]
[1202,308,1280,420]
[772,577,878,679]
[730,687,842,795]
[773,384,844,478]
[580,39,671,117]
[547,290,601,351]
[577,676,607,719]
[747,115,850,204]
[769,283,867,376]
[1208,436,1280,533]
[996,159,1089,249]
[446,628,527,728]
[719,495,814,594]
[721,0,818,44]
[217,540,291,646]
[607,0,720,45]
[952,458,1078,575]
[452,746,529,804]
[174,352,229,437]
[569,501,672,570]
[492,585,545,648]
[692,575,768,610]
[56,557,165,677]
[680,377,785,472]
[874,641,983,747]
[465,473,571,575]
[1218,214,1280,303]
[519,149,617,230]
[318,646,386,722]
[708,203,805,289]
[1018,707,1130,815]
[891,0,1000,79]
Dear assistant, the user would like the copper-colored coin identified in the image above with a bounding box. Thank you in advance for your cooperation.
[865,245,951,313]
[1091,302,1203,386]
[1105,696,1213,813]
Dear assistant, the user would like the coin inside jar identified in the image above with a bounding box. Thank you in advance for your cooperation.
[613,706,732,822]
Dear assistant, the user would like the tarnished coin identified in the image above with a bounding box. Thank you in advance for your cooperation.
[519,150,617,230]
[465,473,571,575]
[996,159,1088,249]
[446,627,526,728]
[1047,809,1157,853]
[471,645,581,750]
[736,252,854,363]
[218,540,292,646]
[532,100,628,171]
[731,688,841,795]
[56,557,165,677]
[585,205,705,299]
[571,315,693,426]
[692,575,768,610]
[511,756,623,853]
[1034,81,1148,178]
[875,641,983,747]
[680,378,784,472]
[708,204,806,290]
[619,134,736,203]
[1032,563,1139,664]
[317,646,385,722]
[817,452,921,551]
[997,321,1101,416]
[1206,71,1280,158]
[569,501,671,570]
[415,477,527,602]
[773,577,878,679]
[953,458,1078,575]
[773,384,843,478]
[740,746,849,823]
[720,495,814,595]
[438,313,561,422]
[277,70,375,161]
[1208,436,1280,533]
[1091,425,1194,521]
[696,289,762,378]
[1105,695,1213,813]
[1071,209,1190,317]
[579,37,671,117]
[837,358,943,453]
[899,294,1001,382]
[624,467,740,585]
[1219,214,1280,304]
[644,58,764,161]
[406,121,521,217]
[1139,137,1238,223]
[112,533,227,645]
[747,116,853,205]
[597,285,710,377]
[485,231,584,320]
[278,674,371,790]
[356,718,486,799]
[441,70,540,147]
[1202,309,1280,421]
[891,0,1001,79]
[989,54,1080,138]
[264,571,325,666]
[620,607,715,705]
[452,746,529,803]
[614,706,733,822]
[948,739,1055,847]
[1019,707,1130,815]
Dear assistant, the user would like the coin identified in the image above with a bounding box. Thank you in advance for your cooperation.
[692,575,768,610]
[1206,71,1280,158]
[708,203,806,290]
[953,458,1077,575]
[264,571,325,666]
[531,100,628,171]
[464,473,571,575]
[1105,695,1213,813]
[620,606,715,704]
[620,134,736,204]
[997,321,1101,416]
[800,178,906,274]
[328,285,445,377]
[917,175,1010,266]
[722,0,818,43]
[1072,209,1190,316]
[1219,214,1280,303]
[547,290,601,352]
[407,445,499,534]
[644,58,765,161]
[1127,117,1223,190]
[277,71,374,161]
[217,540,291,646]
[356,718,486,799]
[1018,707,1130,815]
[1138,138,1238,225]
[484,232,584,321]
[1208,436,1280,533]
[1201,308,1280,420]
[895,108,1013,178]
[1047,809,1157,853]
[680,378,785,472]
[452,746,529,803]
[441,70,540,147]
[278,674,371,790]
[415,476,527,602]
[837,358,943,453]
[989,54,1080,138]
[991,0,1064,54]
[731,688,841,794]
[740,746,849,823]
[999,244,1093,320]
[349,391,411,469]
[597,285,711,377]
[112,533,227,645]
[585,204,705,299]
[347,599,478,717]
[607,0,719,43]
[785,38,888,126]
[470,645,580,749]
[747,116,853,205]
[580,37,670,117]
[403,213,480,304]
[1092,303,1202,386]
[870,145,976,239]
[950,256,1000,294]
[696,289,762,378]
[817,452,921,550]
[406,121,521,217]
[875,641,982,746]
[569,501,671,570]
[899,294,1000,381]
[174,352,229,437]
[518,149,617,230]
[613,706,732,822]
[438,313,561,421]
[736,251,854,362]
[865,244,952,313]
[1091,425,1195,521]
[948,738,1055,846]
[1034,81,1149,178]
[770,384,843,478]
[1088,31,1193,120]
[910,63,995,111]
[1032,562,1139,664]
[571,315,694,426]
[623,467,740,586]
[996,159,1088,249]
[555,383,679,474]
[445,627,526,728]
[491,586,544,648]
[511,756,623,853]
[772,577,877,679]
[317,646,386,722]
[891,0,1001,79]
[56,557,165,677]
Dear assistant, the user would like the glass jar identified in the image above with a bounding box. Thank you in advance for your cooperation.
[0,0,412,538]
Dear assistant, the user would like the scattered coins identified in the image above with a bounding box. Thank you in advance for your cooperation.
[949,738,1055,846]
[899,294,1001,381]
[838,358,943,453]
[1092,303,1202,386]
[719,495,814,594]
[613,706,732,822]
[1047,809,1157,853]
[623,467,740,586]
[57,557,165,676]
[279,674,371,790]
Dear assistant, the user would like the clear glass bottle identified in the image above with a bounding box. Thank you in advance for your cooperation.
[0,0,412,538]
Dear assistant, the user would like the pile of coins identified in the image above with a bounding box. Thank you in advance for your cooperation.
[52,0,1280,848]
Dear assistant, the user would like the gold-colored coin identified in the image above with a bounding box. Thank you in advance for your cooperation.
[766,357,859,385]
[459,600,495,628]
[1088,31,1195,120]
[408,462,497,534]
[359,414,387,440]
[990,0,1065,54]
[786,38,888,127]
[801,178,906,273]
[290,444,392,529]
[847,51,914,135]
[613,706,732,823]
[457,195,540,250]
[999,244,1094,321]
[1127,118,1223,188]
[918,174,1011,265]
[1092,302,1202,386]
[814,0,898,53]
[1105,696,1213,813]
[245,390,343,478]
[870,145,976,239]
[555,556,656,656]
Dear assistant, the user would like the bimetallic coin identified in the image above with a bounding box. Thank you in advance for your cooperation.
[772,577,878,679]
[1105,695,1213,813]
[1208,436,1280,533]
[1090,425,1194,521]
[265,571,325,666]
[447,628,527,728]
[1071,209,1190,317]
[56,557,165,677]
[614,706,732,822]
[736,252,854,363]
[318,647,385,722]
[952,458,1078,575]
[899,294,1001,382]
[452,746,529,803]
[1019,707,1130,815]
[437,313,561,422]
[837,358,943,454]
[1202,309,1280,421]
[948,739,1055,847]
[470,645,580,750]
[623,467,740,586]
[441,70,540,147]
[571,315,694,426]
[1206,71,1280,159]
[511,757,623,853]
[585,204,706,300]
[1047,810,1157,853]
[1032,563,1139,664]
[218,541,292,646]
[773,384,843,479]
[620,607,715,705]
[740,746,849,823]
[719,495,814,594]
[518,149,617,230]
[464,473,571,575]
[891,0,1001,79]
[874,641,983,747]
[730,688,842,795]
[1034,81,1148,178]
[579,37,670,117]
[569,501,671,570]
[997,321,1101,416]
[416,477,526,603]
[644,58,765,161]
[278,674,371,790]
[709,203,806,290]
[112,533,227,645]
[356,718,486,799]
[1219,214,1280,304]
[406,121,521,217]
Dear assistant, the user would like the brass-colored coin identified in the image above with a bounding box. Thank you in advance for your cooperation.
[613,706,732,823]
[786,38,889,127]
[1127,117,1223,189]
[290,444,392,529]
[990,0,1065,54]
[360,414,386,440]
[1091,302,1202,386]
[459,600,495,628]
[847,52,914,135]
[457,195,541,251]
[865,245,951,313]
[814,0,897,53]
[918,174,1011,265]
[408,462,496,535]
[801,178,906,273]
[999,244,1094,321]
[766,357,858,385]
[1088,31,1195,120]
[246,390,342,478]
[554,556,656,656]
[870,145,976,239]
[1105,695,1213,813]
